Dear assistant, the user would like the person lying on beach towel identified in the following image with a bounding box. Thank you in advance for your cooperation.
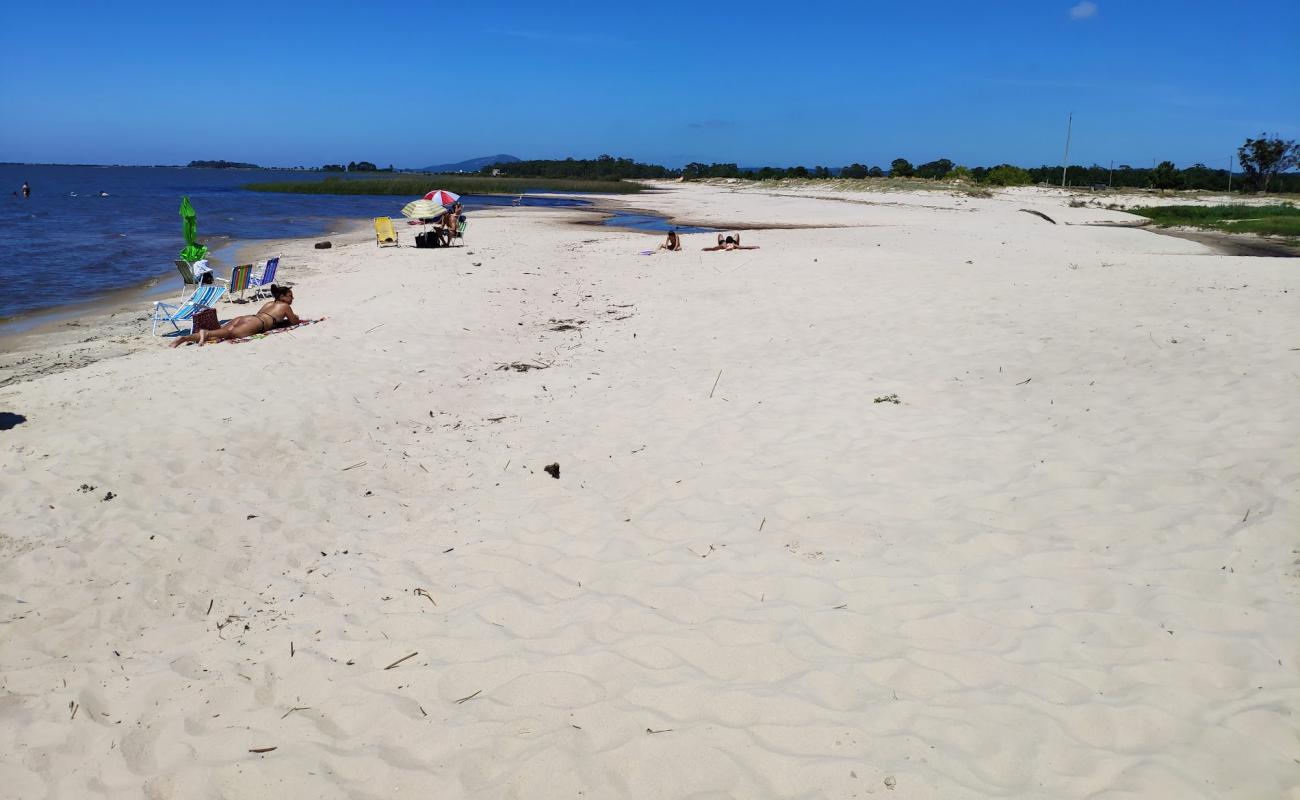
[169,284,303,347]
[701,233,759,251]
[657,230,683,252]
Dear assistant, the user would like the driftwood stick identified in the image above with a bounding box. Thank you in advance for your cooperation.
[709,369,723,398]
[454,689,482,704]
[383,652,419,671]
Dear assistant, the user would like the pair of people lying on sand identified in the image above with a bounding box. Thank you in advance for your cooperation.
[657,231,758,252]
[170,284,302,347]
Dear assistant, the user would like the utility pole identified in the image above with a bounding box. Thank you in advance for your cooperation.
[1227,153,1233,193]
[1108,159,1114,189]
[1061,113,1073,188]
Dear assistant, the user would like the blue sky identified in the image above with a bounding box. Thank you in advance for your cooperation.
[1,0,1296,169]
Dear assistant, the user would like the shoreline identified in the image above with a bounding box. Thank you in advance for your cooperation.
[0,218,369,386]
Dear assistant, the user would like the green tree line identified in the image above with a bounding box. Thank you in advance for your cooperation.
[479,136,1298,193]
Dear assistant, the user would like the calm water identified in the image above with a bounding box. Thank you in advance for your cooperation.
[0,165,594,319]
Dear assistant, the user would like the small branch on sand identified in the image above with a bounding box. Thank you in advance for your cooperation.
[414,588,437,606]
[1019,209,1057,224]
[249,746,277,754]
[280,707,310,719]
[384,652,419,671]
[290,641,295,657]
[206,599,213,615]
[645,727,673,734]
[709,369,723,398]
[1242,508,1251,523]
[759,517,766,531]
[341,461,367,471]
[1015,378,1032,386]
[454,689,482,704]
[364,324,385,334]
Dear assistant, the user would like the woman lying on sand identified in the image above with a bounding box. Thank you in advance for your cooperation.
[701,233,759,251]
[169,285,301,347]
[658,230,682,252]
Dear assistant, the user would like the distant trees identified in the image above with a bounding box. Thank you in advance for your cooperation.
[983,164,1033,186]
[1149,160,1181,189]
[841,163,869,179]
[889,158,914,177]
[189,160,259,169]
[493,156,675,181]
[868,166,884,177]
[915,158,954,180]
[1238,134,1299,193]
[322,164,346,172]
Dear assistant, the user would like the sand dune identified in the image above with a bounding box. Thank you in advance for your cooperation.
[1,184,1297,799]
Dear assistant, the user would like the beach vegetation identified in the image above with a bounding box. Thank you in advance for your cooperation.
[246,175,646,196]
[1149,160,1182,190]
[488,154,674,181]
[915,158,954,180]
[890,158,915,177]
[1129,203,1300,239]
[1237,135,1299,193]
[983,164,1033,186]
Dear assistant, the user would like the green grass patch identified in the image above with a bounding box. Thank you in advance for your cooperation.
[245,175,645,196]
[1130,203,1300,237]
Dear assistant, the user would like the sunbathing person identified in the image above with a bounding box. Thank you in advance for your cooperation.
[701,233,759,251]
[657,230,683,252]
[169,284,302,347]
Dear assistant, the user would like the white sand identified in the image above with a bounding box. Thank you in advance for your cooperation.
[1,184,1298,799]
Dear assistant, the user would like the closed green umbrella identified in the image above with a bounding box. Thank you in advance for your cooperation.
[179,196,208,263]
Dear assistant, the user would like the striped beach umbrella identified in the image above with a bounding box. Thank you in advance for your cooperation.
[401,199,445,220]
[423,189,460,206]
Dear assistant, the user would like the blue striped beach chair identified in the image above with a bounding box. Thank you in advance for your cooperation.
[247,257,280,300]
[151,284,226,336]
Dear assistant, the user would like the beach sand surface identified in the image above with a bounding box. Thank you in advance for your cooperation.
[1,184,1298,799]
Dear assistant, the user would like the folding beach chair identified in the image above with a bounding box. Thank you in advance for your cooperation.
[449,217,468,246]
[375,217,399,247]
[247,257,280,299]
[151,284,226,336]
[174,259,200,297]
[216,264,253,302]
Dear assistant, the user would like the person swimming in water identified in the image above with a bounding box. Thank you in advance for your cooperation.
[21,181,30,198]
[701,233,759,251]
[169,284,303,347]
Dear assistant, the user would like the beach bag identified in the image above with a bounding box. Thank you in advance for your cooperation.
[191,307,220,332]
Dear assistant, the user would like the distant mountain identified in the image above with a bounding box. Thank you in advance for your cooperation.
[417,154,520,173]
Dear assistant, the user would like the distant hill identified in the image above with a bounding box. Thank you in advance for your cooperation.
[417,154,520,173]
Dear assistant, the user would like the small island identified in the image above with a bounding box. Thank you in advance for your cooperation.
[188,159,260,169]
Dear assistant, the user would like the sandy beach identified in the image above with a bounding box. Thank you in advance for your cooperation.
[1,182,1297,798]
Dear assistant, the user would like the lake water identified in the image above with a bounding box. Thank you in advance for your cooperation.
[0,165,598,321]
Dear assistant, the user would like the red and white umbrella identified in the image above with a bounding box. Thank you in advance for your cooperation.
[423,189,460,206]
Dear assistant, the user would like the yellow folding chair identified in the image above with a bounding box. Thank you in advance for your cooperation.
[374,217,399,247]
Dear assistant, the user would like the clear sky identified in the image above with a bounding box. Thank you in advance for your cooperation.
[1,0,1296,169]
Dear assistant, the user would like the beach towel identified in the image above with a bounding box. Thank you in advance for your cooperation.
[225,317,326,344]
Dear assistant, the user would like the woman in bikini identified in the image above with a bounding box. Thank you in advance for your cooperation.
[657,230,682,252]
[169,284,302,347]
[701,233,759,251]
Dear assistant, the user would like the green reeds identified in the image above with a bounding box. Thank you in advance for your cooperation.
[245,176,645,196]
[1130,204,1300,237]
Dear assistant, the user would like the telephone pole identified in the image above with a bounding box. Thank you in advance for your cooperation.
[1227,153,1233,193]
[1061,113,1073,188]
